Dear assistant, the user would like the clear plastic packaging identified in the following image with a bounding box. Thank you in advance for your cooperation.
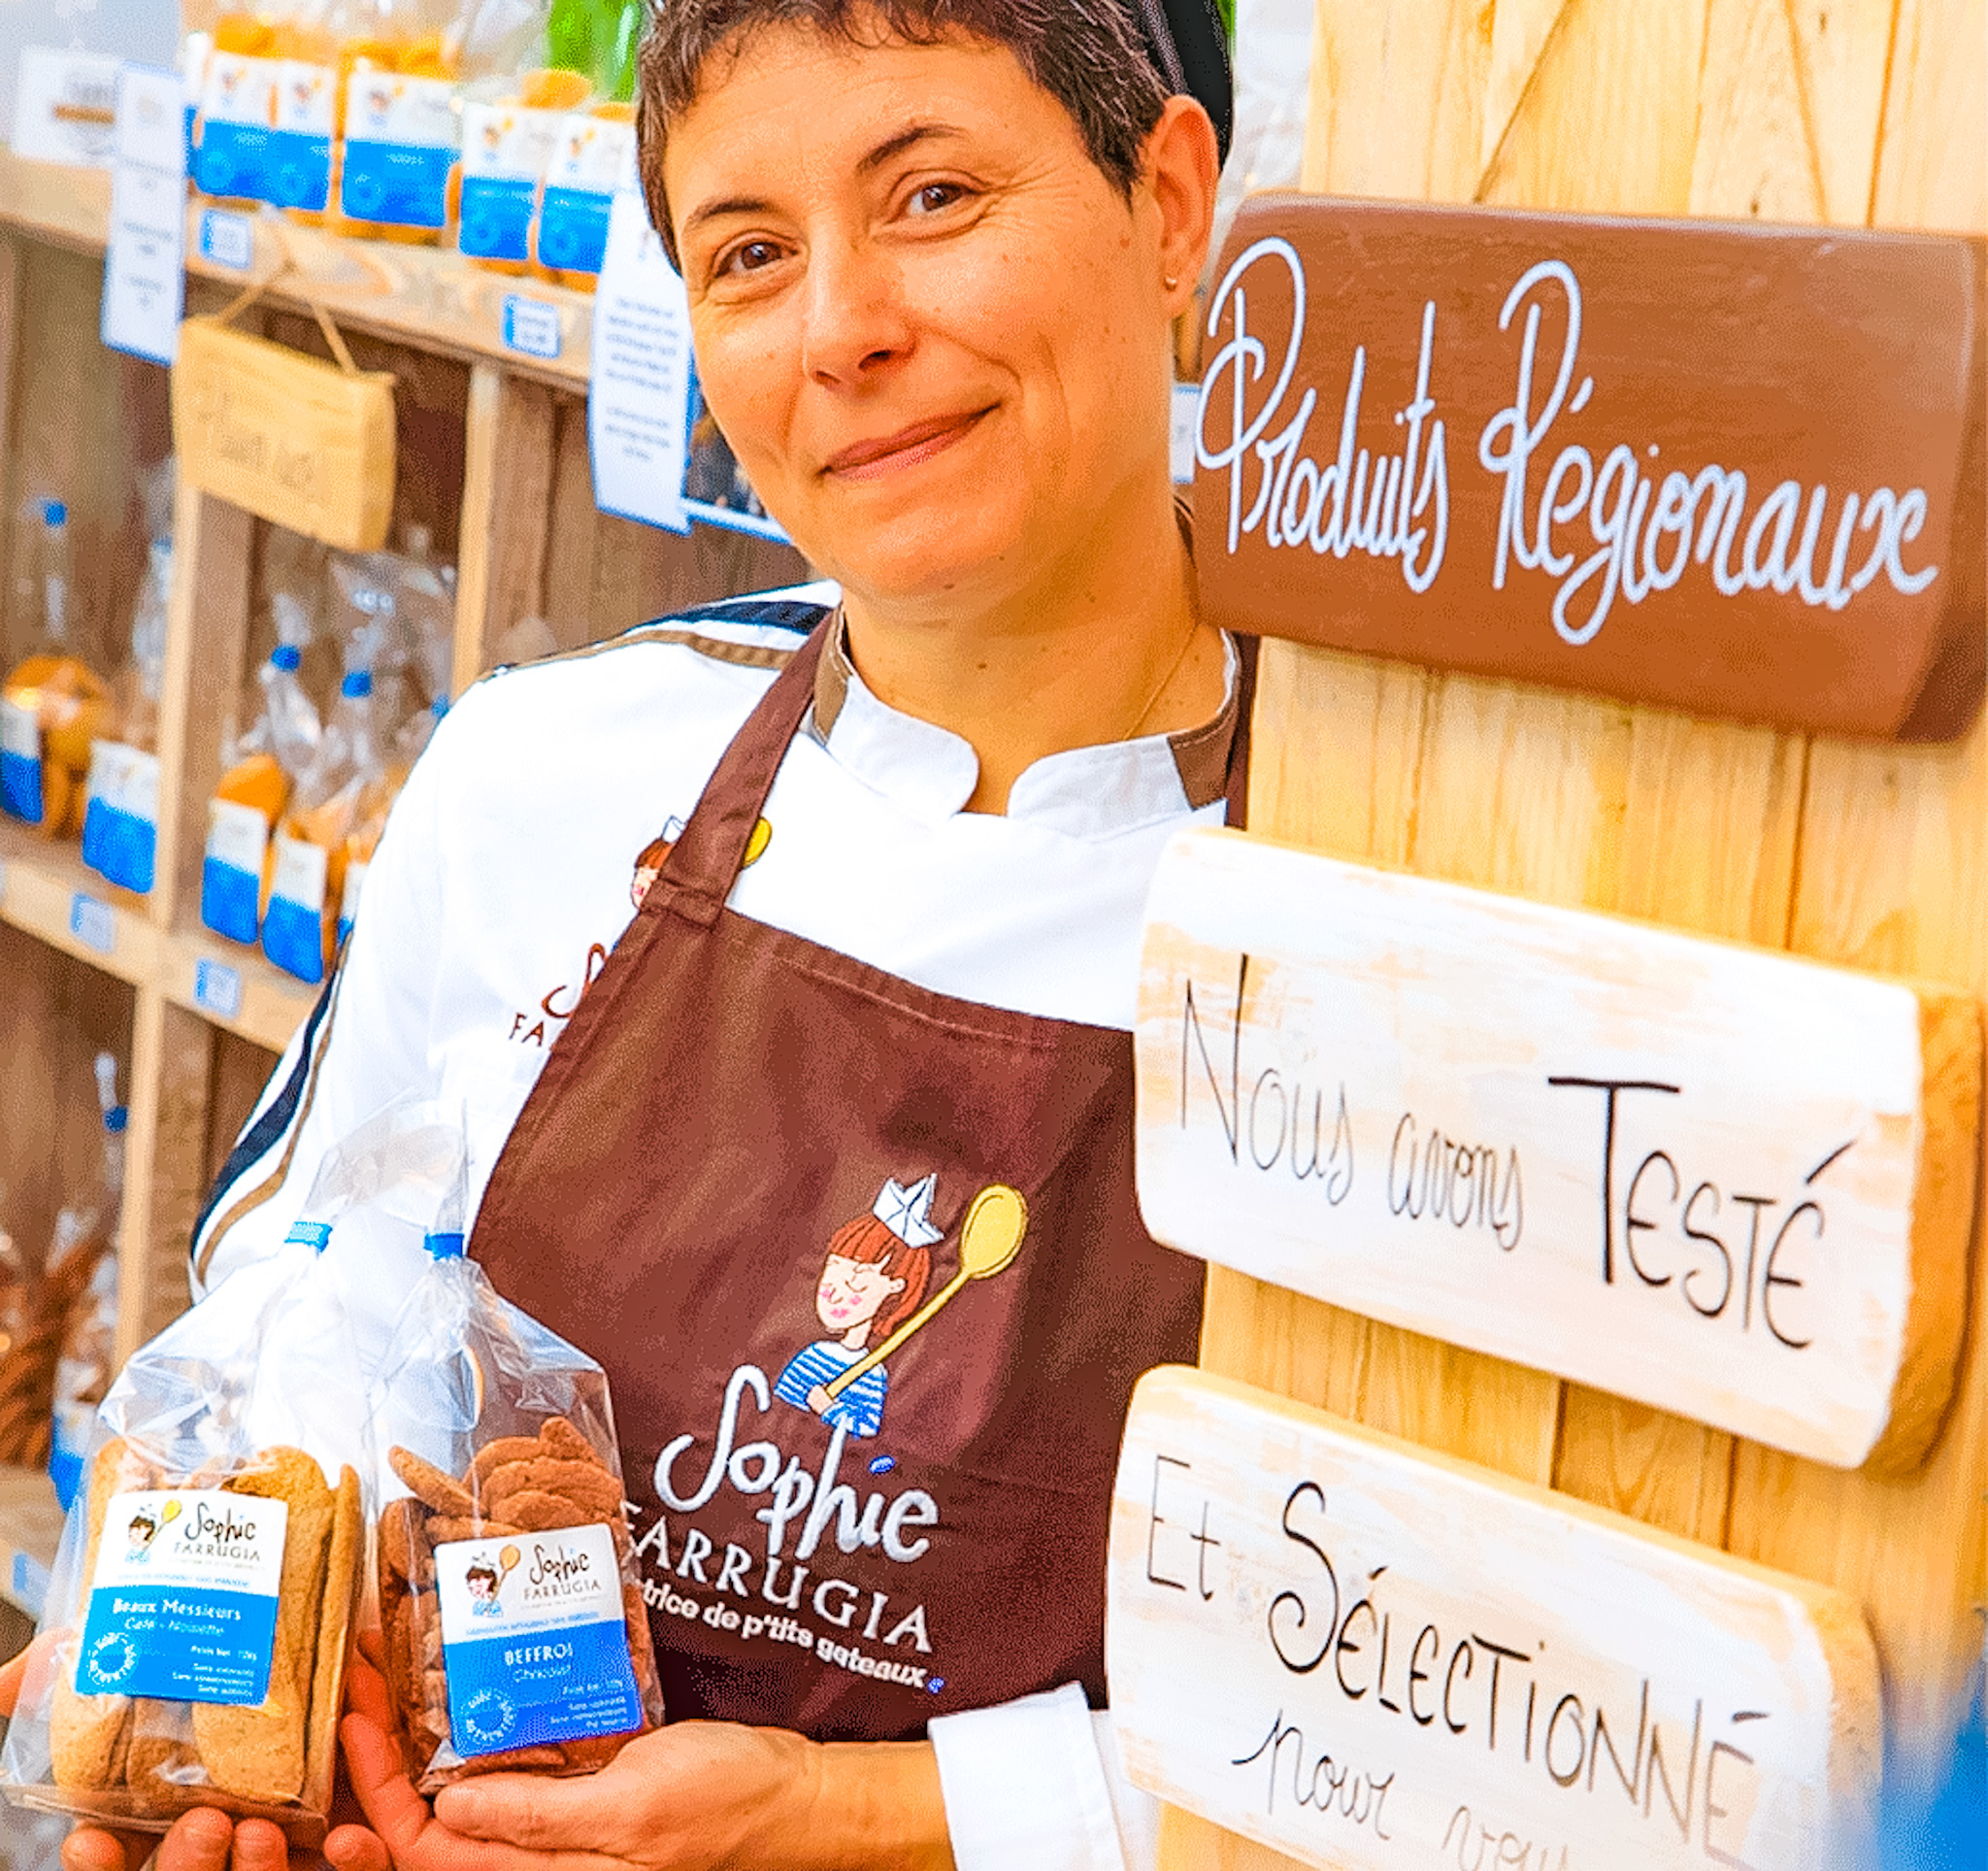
[2,499,112,840]
[369,1120,661,1791]
[0,1229,369,1846]
[49,1058,127,1512]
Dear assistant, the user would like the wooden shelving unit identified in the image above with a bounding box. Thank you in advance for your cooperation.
[0,150,807,1495]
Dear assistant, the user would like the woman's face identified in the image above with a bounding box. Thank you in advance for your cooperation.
[816,1252,905,1336]
[664,23,1201,614]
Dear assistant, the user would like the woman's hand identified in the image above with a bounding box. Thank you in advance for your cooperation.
[340,1646,951,1871]
[0,1643,388,1871]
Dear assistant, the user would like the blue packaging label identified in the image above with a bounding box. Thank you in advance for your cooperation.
[263,834,326,983]
[460,177,535,260]
[536,185,612,276]
[264,126,332,212]
[0,699,43,823]
[202,860,260,942]
[81,745,159,895]
[194,117,274,200]
[78,1488,288,1706]
[437,1523,642,1757]
[341,140,453,227]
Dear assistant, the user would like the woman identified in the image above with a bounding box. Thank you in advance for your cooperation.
[39,2,1238,1865]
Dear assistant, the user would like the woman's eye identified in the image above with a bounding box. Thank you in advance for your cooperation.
[718,238,784,278]
[907,182,966,216]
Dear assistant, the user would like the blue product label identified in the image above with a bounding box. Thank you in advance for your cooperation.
[536,185,612,275]
[202,859,261,944]
[194,118,277,202]
[0,749,41,823]
[265,127,331,212]
[77,1487,288,1707]
[459,176,535,260]
[341,140,452,228]
[262,894,324,983]
[437,1524,642,1758]
[82,801,157,895]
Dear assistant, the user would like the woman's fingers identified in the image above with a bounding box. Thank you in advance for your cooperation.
[61,1808,242,1871]
[323,1825,395,1871]
[340,1709,439,1863]
[0,1646,26,1720]
[221,1818,288,1871]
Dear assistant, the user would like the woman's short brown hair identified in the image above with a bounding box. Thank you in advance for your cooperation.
[637,0,1171,257]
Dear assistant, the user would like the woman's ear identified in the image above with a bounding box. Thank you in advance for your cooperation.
[1144,94,1221,316]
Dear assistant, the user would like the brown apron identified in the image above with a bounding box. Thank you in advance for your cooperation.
[471,621,1251,1741]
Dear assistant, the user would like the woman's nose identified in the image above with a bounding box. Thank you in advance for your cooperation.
[799,239,915,386]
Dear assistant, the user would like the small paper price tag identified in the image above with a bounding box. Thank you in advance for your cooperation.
[502,295,562,361]
[198,208,254,270]
[193,956,243,1020]
[70,893,116,956]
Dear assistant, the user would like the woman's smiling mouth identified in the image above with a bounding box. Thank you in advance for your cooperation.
[822,408,995,481]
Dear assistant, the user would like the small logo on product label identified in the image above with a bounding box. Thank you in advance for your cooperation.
[459,1687,518,1747]
[86,1631,138,1688]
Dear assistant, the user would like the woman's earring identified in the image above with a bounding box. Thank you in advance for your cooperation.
[1165,274,1180,289]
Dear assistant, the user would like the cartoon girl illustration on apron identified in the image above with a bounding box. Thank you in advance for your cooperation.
[774,1176,940,1439]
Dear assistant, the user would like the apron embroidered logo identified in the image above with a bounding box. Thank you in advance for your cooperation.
[631,814,772,910]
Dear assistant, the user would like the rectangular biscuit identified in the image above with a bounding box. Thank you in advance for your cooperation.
[301,1465,361,1816]
[50,1438,148,1789]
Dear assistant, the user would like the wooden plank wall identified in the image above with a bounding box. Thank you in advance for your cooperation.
[1173,0,1986,1859]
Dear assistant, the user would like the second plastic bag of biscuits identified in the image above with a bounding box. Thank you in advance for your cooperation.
[0,1226,369,1845]
[371,1127,662,1792]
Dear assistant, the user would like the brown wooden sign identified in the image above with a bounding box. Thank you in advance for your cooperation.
[1194,197,1985,740]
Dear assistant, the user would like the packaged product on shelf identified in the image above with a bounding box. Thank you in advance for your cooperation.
[457,79,579,270]
[82,532,174,896]
[203,593,323,947]
[532,101,633,290]
[0,1213,368,1845]
[370,1119,661,1790]
[330,0,461,243]
[265,664,388,983]
[191,7,338,212]
[0,1055,126,1472]
[1,499,112,840]
[49,1058,126,1512]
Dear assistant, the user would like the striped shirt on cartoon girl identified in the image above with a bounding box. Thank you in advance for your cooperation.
[773,1176,941,1440]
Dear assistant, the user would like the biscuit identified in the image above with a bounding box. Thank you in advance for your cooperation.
[537,1418,604,1469]
[484,1458,622,1520]
[192,1448,334,1802]
[424,1515,523,1544]
[302,1466,362,1814]
[125,1701,198,1806]
[50,1438,145,1789]
[388,1449,474,1520]
[379,1497,420,1582]
[498,1489,613,1532]
[467,1438,541,1489]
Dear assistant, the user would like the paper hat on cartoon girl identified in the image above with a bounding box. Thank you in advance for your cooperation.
[873,1175,945,1249]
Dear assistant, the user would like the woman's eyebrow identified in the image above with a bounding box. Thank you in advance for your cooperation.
[857,121,968,175]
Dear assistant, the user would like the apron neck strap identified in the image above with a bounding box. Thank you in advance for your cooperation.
[648,621,829,928]
[648,619,1261,927]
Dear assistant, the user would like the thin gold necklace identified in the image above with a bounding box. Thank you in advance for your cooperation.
[1124,619,1203,740]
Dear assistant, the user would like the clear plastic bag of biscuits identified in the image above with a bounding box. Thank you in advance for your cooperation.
[371,1124,662,1792]
[0,1225,369,1847]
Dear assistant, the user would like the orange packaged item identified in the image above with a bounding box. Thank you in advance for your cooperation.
[531,101,633,293]
[458,71,589,274]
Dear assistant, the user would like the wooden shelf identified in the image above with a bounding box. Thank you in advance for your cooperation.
[0,1462,63,1620]
[0,150,595,391]
[0,821,156,988]
[0,825,315,1053]
[161,921,316,1054]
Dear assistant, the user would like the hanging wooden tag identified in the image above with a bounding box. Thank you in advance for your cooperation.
[1107,1366,1881,1871]
[1193,196,1985,739]
[1134,829,1982,1472]
[171,313,396,551]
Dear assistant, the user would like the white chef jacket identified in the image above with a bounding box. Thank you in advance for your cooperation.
[193,586,1239,1871]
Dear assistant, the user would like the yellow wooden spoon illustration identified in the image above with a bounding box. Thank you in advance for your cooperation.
[821,1184,1027,1401]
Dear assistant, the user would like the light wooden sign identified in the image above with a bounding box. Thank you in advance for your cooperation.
[172,315,396,551]
[1107,1366,1881,1871]
[1134,830,1981,1471]
[1194,197,1986,739]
